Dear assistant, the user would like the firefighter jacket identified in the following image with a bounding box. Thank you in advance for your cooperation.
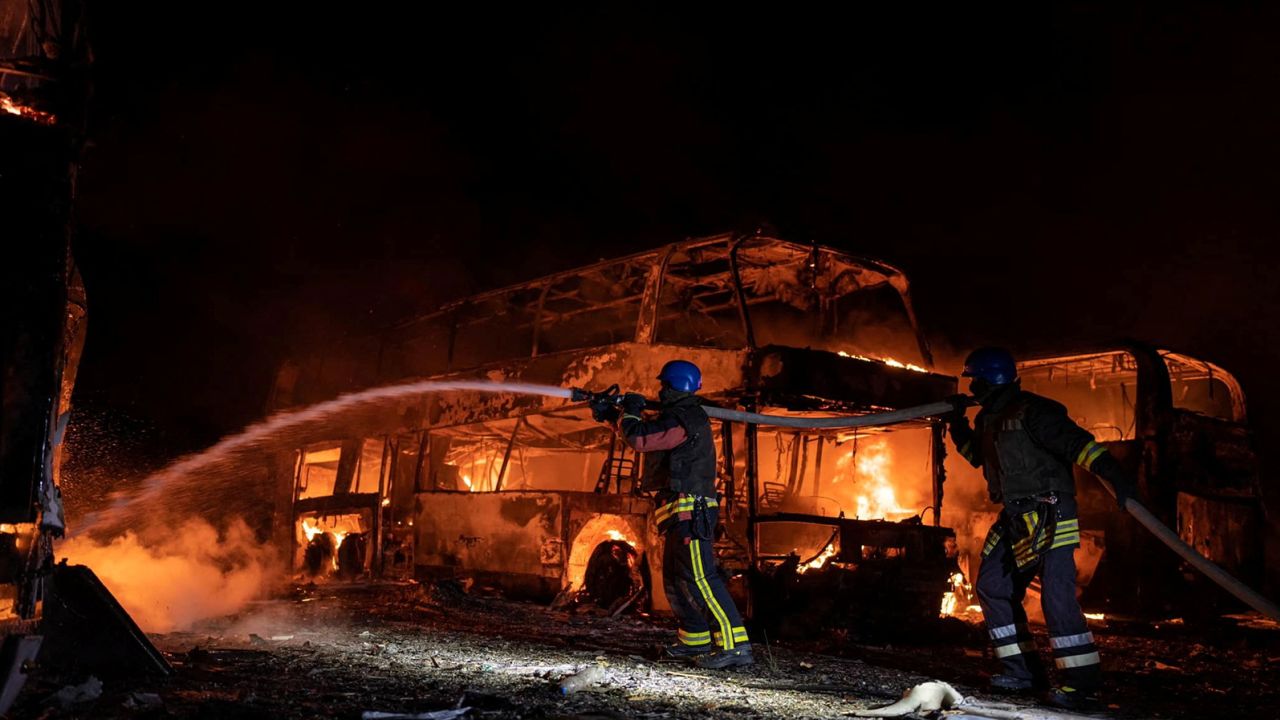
[951,386,1118,503]
[619,395,718,530]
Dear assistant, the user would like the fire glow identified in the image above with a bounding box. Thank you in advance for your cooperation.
[299,516,361,572]
[605,528,632,545]
[940,571,970,617]
[837,350,929,373]
[797,542,838,574]
[847,440,915,521]
[0,92,55,125]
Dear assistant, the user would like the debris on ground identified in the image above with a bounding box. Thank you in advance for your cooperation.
[12,582,1280,719]
[558,665,607,695]
[46,675,103,709]
[853,680,963,717]
[361,708,471,720]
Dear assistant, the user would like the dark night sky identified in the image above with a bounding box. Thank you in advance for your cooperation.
[69,4,1280,470]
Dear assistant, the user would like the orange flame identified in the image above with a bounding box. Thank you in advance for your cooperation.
[605,528,632,545]
[836,351,928,373]
[0,93,55,125]
[940,571,967,616]
[849,440,914,520]
[797,543,838,574]
[300,517,324,542]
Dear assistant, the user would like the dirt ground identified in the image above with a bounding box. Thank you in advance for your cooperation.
[12,581,1280,719]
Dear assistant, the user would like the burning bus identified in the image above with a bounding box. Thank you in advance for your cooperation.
[265,233,963,628]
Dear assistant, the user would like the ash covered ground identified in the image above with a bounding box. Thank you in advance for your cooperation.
[14,582,1280,719]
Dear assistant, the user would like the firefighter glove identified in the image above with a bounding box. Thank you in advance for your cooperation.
[944,394,972,421]
[621,392,648,416]
[590,397,620,423]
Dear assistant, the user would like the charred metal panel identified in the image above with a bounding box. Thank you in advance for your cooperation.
[1177,491,1263,579]
[1167,411,1259,499]
[414,492,564,586]
[39,564,172,679]
[750,345,956,412]
[750,514,958,637]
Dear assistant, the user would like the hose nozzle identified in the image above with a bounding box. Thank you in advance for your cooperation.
[570,384,621,405]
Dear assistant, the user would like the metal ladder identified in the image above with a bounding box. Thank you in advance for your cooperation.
[595,434,641,494]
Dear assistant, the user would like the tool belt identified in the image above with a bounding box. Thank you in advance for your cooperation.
[654,493,718,534]
[982,492,1081,570]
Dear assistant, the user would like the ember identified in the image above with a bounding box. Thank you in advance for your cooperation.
[0,92,55,125]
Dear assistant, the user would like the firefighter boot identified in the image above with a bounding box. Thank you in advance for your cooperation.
[989,674,1035,693]
[664,642,714,660]
[1046,686,1101,712]
[694,643,754,670]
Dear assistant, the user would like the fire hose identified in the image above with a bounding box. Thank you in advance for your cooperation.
[569,385,956,430]
[1094,479,1280,621]
[569,384,1280,621]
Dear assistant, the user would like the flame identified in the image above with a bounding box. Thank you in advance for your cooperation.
[1084,612,1106,621]
[330,530,349,570]
[797,542,838,574]
[940,571,970,617]
[883,358,930,373]
[836,351,928,373]
[301,518,325,542]
[850,440,914,520]
[298,515,363,574]
[0,524,16,534]
[605,529,632,545]
[0,93,55,125]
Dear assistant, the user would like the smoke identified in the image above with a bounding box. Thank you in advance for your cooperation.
[57,517,282,633]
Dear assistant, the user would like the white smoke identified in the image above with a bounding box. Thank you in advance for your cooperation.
[57,518,281,633]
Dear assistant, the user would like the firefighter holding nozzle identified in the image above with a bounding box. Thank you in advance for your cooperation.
[589,360,753,669]
[946,347,1137,711]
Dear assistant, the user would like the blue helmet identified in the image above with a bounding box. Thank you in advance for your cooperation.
[657,360,702,392]
[962,347,1018,385]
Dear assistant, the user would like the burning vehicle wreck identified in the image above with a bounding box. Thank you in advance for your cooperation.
[266,234,964,632]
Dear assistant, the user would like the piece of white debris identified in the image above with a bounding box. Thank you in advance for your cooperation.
[361,708,470,720]
[47,676,103,708]
[853,680,964,717]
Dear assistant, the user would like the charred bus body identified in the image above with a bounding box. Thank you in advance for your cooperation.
[1014,347,1265,620]
[267,234,962,629]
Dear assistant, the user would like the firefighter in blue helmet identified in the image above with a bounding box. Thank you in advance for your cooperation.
[946,347,1136,711]
[590,360,752,669]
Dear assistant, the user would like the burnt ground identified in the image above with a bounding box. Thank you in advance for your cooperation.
[12,582,1280,719]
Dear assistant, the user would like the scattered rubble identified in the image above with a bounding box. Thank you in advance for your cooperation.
[12,582,1280,718]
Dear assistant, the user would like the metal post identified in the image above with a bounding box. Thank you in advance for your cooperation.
[728,235,757,350]
[745,399,760,565]
[494,417,524,492]
[931,422,946,527]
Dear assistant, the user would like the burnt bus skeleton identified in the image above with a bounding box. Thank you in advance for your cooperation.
[268,235,965,618]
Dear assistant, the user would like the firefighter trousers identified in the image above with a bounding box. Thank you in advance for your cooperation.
[662,514,748,650]
[976,531,1102,690]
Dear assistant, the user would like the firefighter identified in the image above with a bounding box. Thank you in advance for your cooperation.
[590,360,753,669]
[946,347,1136,711]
